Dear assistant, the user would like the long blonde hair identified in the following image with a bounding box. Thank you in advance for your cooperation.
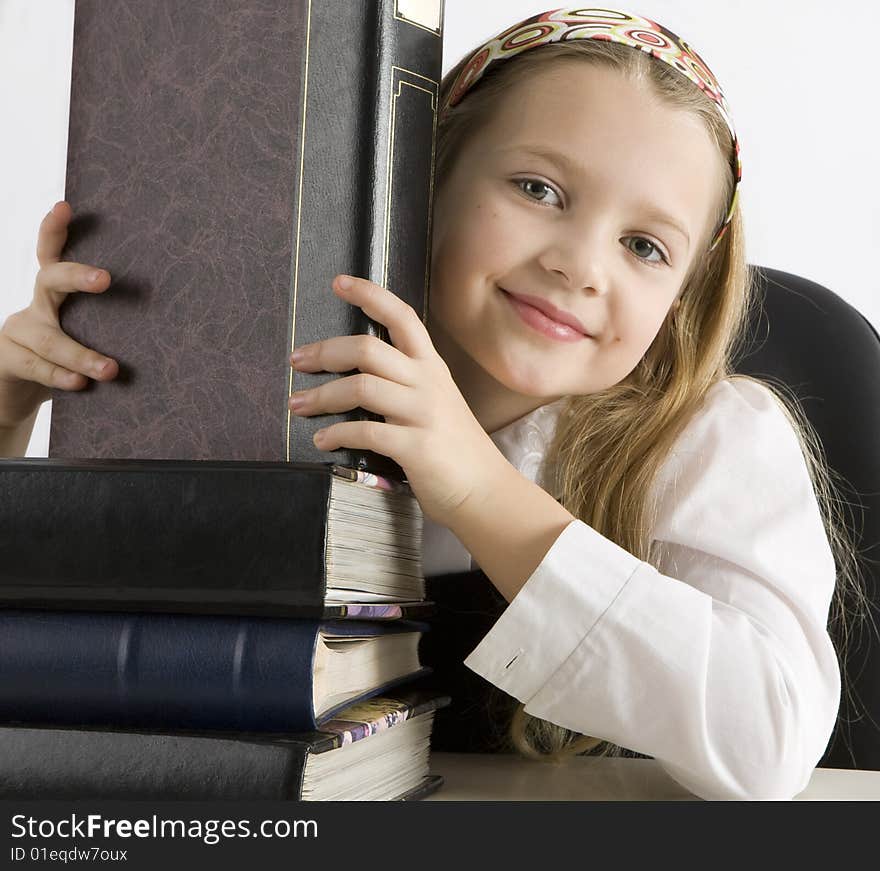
[434,39,873,761]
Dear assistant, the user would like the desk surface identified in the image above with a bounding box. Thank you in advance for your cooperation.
[425,753,880,801]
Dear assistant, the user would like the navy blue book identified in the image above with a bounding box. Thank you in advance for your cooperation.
[0,610,429,733]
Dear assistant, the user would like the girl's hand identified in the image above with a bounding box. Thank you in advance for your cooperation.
[289,274,510,527]
[0,201,119,431]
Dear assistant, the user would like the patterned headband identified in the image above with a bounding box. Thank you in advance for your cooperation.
[441,7,741,252]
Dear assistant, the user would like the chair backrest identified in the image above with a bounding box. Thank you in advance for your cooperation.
[734,266,880,770]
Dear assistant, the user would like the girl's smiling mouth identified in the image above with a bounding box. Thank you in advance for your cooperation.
[500,287,594,343]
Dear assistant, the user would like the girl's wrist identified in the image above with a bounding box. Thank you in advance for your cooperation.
[0,424,31,457]
[442,461,576,602]
[0,406,40,457]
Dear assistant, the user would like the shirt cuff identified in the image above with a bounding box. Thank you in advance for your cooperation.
[463,518,641,703]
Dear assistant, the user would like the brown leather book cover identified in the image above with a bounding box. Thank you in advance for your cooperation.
[49,0,443,473]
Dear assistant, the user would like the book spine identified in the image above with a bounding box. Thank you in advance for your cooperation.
[0,726,310,800]
[366,0,443,327]
[0,730,444,800]
[0,610,330,733]
[289,0,443,475]
[0,459,332,612]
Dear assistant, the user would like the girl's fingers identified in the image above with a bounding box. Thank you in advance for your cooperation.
[2,312,117,383]
[332,275,434,360]
[290,372,420,424]
[33,202,111,315]
[35,260,110,295]
[33,261,111,318]
[36,201,73,269]
[291,332,416,385]
[0,333,89,391]
[312,419,413,460]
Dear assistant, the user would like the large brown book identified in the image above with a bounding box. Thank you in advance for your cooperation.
[49,0,443,473]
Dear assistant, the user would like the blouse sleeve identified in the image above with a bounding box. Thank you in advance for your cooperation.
[462,378,842,801]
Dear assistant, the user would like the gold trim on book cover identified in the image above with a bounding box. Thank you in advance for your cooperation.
[394,0,444,35]
[424,77,439,328]
[286,0,312,461]
[384,68,439,329]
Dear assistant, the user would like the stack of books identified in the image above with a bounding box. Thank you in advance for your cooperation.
[0,459,449,800]
[0,0,449,799]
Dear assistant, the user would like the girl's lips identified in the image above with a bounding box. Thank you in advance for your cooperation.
[501,289,592,343]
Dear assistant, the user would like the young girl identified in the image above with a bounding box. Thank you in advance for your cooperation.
[0,8,866,800]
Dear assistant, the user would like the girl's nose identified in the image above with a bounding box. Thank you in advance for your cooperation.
[537,236,609,296]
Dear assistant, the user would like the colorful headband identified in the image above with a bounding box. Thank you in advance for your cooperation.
[441,8,741,252]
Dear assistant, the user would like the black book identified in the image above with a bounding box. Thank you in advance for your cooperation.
[0,458,429,617]
[0,691,450,800]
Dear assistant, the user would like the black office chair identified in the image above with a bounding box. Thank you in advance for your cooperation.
[734,266,880,770]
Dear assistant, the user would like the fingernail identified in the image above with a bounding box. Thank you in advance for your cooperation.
[290,348,306,364]
[88,270,103,282]
[288,393,307,411]
[93,359,112,376]
[335,275,353,291]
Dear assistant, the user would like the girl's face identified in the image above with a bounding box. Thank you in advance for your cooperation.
[428,61,725,422]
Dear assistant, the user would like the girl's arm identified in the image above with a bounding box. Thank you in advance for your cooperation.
[441,464,577,601]
[462,378,840,800]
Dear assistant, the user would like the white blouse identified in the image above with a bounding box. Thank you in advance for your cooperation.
[421,377,841,801]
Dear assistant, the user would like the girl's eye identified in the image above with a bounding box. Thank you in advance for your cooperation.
[515,178,562,207]
[622,236,668,265]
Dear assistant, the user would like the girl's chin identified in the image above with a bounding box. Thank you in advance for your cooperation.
[460,334,575,397]
[490,364,567,400]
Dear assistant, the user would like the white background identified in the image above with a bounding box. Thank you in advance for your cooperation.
[1,0,878,457]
